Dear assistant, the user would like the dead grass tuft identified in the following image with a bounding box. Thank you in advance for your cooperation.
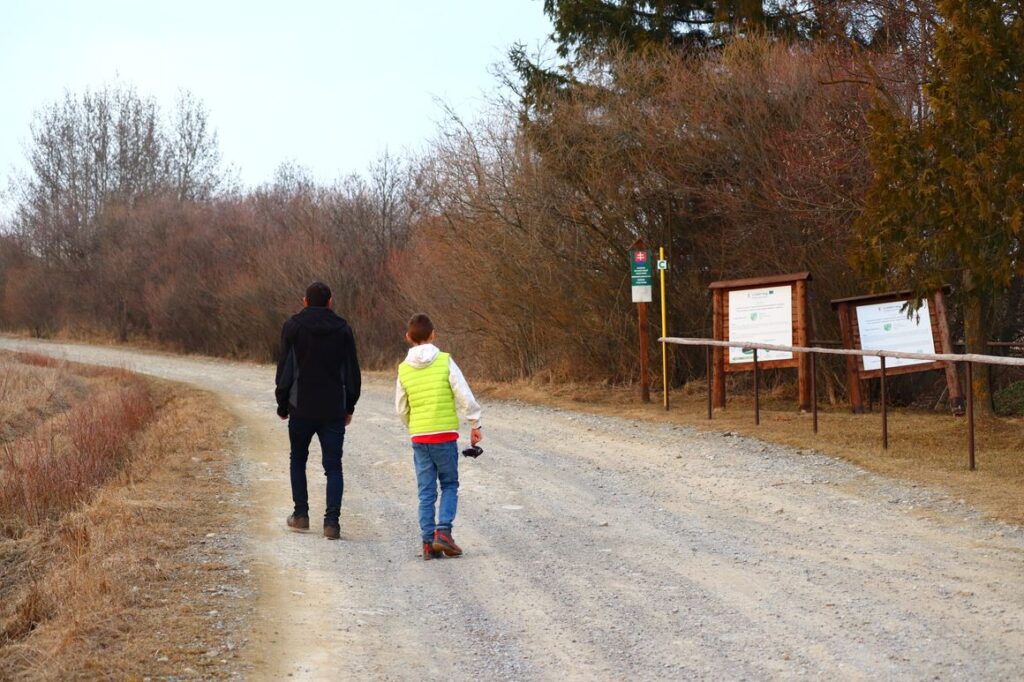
[10,352,62,369]
[0,357,88,448]
[2,581,53,641]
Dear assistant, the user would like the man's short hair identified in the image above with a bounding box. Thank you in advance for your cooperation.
[407,313,434,343]
[305,282,332,307]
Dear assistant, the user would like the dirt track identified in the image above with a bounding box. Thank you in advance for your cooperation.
[2,336,1022,681]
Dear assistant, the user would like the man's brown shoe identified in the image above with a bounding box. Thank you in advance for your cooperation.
[287,514,309,530]
[324,524,341,540]
[432,530,462,557]
[423,542,443,560]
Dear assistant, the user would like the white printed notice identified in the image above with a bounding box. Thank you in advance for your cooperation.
[856,299,935,371]
[727,286,793,363]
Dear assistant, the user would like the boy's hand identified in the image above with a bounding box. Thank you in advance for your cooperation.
[471,427,482,446]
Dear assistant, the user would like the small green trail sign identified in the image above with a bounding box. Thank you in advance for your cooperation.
[630,247,653,302]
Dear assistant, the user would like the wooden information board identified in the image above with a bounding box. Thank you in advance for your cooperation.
[831,287,962,413]
[710,272,812,411]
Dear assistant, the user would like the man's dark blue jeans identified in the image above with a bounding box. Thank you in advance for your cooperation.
[288,415,345,527]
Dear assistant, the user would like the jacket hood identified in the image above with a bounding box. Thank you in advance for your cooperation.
[404,343,440,368]
[294,306,348,336]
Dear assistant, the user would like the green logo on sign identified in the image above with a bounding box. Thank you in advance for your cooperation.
[750,312,759,321]
[884,323,892,332]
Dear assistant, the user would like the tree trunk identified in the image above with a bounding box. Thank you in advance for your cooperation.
[995,274,1024,342]
[962,289,994,416]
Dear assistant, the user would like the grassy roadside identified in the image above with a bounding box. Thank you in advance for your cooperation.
[0,352,252,680]
[475,379,1024,526]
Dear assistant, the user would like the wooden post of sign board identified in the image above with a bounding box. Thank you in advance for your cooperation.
[836,301,865,413]
[795,278,811,411]
[639,299,651,403]
[932,289,964,414]
[631,239,652,403]
[711,289,726,408]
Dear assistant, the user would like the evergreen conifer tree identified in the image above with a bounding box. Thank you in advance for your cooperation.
[855,0,1024,411]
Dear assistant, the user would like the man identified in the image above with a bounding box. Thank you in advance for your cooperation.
[275,281,361,540]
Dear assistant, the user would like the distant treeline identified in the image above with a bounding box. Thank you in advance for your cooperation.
[1,2,1022,408]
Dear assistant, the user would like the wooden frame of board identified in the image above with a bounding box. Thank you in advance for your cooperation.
[709,272,812,411]
[830,287,962,414]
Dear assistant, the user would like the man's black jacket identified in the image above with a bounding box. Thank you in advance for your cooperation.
[275,306,361,421]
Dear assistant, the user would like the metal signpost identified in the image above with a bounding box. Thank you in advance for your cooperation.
[658,248,669,410]
[630,240,652,403]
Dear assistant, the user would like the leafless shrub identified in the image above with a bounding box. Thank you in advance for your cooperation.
[1,156,412,364]
[0,379,154,534]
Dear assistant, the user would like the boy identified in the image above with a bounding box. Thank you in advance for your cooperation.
[395,313,482,560]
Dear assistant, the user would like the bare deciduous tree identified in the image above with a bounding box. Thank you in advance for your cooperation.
[12,85,224,264]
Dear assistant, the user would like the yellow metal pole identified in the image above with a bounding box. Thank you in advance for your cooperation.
[659,246,669,410]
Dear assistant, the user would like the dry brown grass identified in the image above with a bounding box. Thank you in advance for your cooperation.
[0,352,252,680]
[1,378,154,534]
[476,378,1024,525]
[0,355,89,447]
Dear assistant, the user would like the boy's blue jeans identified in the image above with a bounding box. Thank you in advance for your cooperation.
[412,440,459,543]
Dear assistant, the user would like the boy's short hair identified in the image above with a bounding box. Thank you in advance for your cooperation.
[407,313,434,343]
[305,281,332,307]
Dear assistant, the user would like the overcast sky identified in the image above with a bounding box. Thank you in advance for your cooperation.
[0,0,552,205]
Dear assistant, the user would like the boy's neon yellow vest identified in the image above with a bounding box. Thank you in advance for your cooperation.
[398,352,459,435]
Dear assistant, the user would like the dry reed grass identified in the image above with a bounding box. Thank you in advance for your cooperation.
[477,378,1024,525]
[0,381,154,535]
[0,355,88,447]
[0,352,251,679]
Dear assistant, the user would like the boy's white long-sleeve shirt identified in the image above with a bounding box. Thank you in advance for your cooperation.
[395,344,482,430]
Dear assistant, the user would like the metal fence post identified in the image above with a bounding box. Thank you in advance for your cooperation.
[753,348,760,426]
[811,352,818,434]
[967,361,976,470]
[880,355,888,449]
[706,345,713,420]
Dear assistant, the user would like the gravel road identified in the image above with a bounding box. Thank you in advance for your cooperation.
[2,336,1022,681]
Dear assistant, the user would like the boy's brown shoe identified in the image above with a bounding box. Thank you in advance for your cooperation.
[287,514,309,530]
[422,542,443,560]
[324,524,341,540]
[432,530,462,557]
